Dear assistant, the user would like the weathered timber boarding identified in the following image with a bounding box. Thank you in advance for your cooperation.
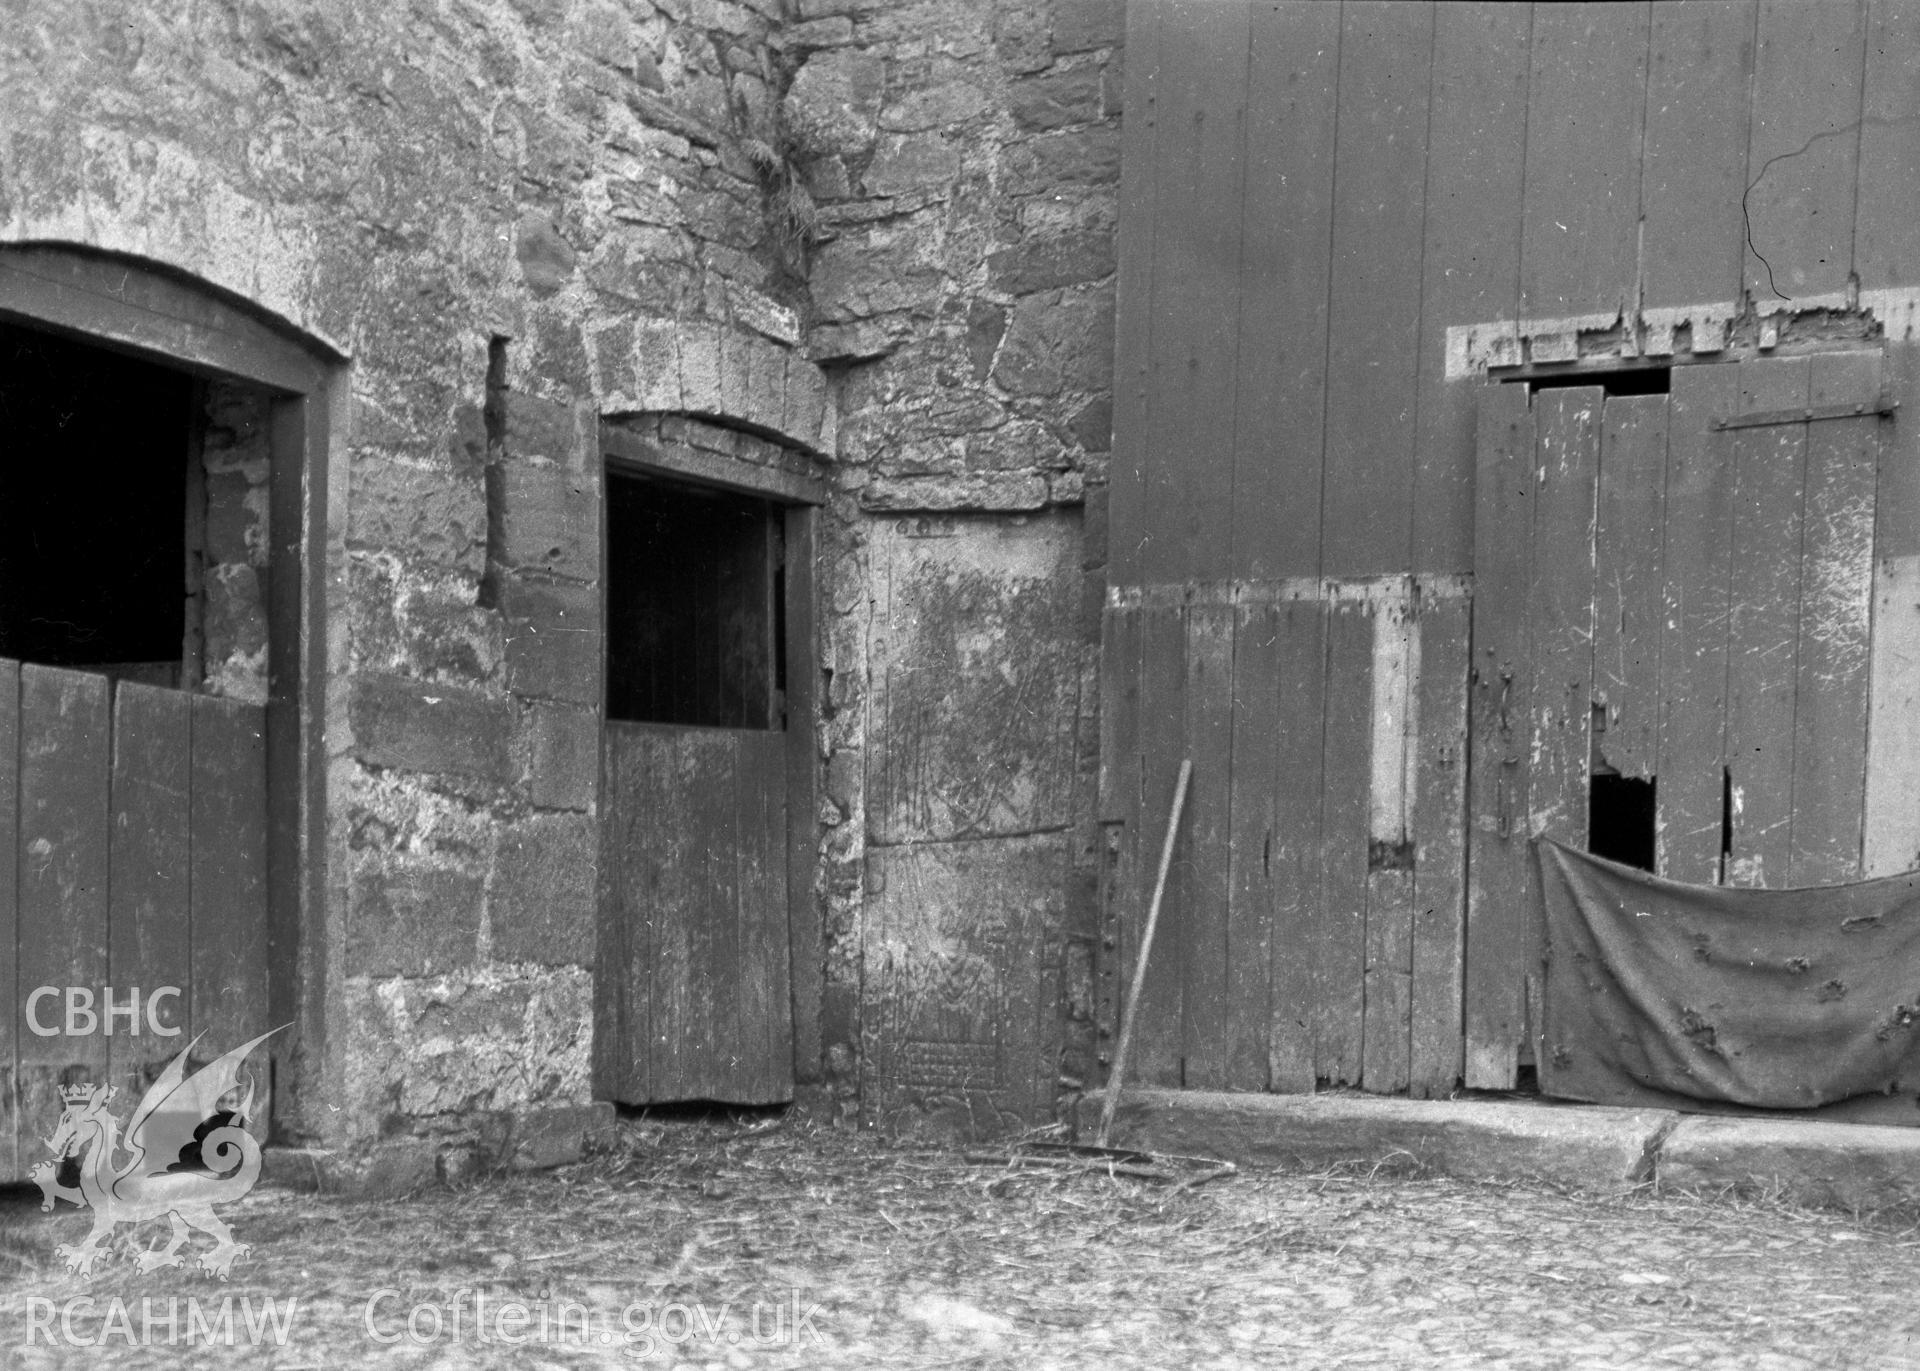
[0,664,268,1178]
[1106,581,1473,1095]
[107,684,193,1106]
[600,723,792,1106]
[1465,384,1538,1089]
[16,666,112,1159]
[1109,0,1920,1103]
[596,424,824,1108]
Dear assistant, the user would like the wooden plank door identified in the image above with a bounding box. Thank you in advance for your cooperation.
[597,473,796,1107]
[600,723,791,1105]
[1466,357,1885,1083]
[6,663,269,1179]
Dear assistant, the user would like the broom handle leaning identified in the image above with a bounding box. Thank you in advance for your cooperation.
[1097,757,1192,1149]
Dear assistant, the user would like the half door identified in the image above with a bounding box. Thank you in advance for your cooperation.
[598,468,795,1105]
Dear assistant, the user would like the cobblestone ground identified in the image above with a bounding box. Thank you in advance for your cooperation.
[1,1117,1917,1369]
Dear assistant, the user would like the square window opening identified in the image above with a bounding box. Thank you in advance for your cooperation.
[0,321,190,682]
[604,468,785,729]
[0,320,273,697]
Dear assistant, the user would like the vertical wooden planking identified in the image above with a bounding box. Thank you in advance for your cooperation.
[1409,593,1471,1097]
[1232,0,1340,581]
[1129,599,1187,1086]
[698,733,743,1095]
[1744,0,1868,305]
[732,732,766,1102]
[1593,395,1670,781]
[1724,358,1812,887]
[1180,603,1233,1088]
[1108,0,1163,589]
[16,666,111,1145]
[1361,591,1416,1094]
[1321,1,1433,578]
[1659,365,1742,880]
[1097,596,1143,1085]
[1520,3,1651,320]
[189,696,269,1053]
[1639,0,1758,309]
[1865,341,1920,875]
[595,732,640,1101]
[1140,0,1247,587]
[1316,591,1372,1085]
[1178,2,1249,585]
[737,728,791,1103]
[1866,540,1920,876]
[108,684,192,1105]
[0,661,17,1178]
[1098,599,1143,824]
[1465,383,1535,1089]
[1790,351,1881,884]
[1224,597,1277,1090]
[1268,596,1325,1093]
[1413,0,1532,574]
[1855,0,1920,292]
[646,729,716,1097]
[1526,388,1601,1064]
[640,728,687,1098]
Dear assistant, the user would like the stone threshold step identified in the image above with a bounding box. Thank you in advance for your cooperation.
[1076,1088,1920,1212]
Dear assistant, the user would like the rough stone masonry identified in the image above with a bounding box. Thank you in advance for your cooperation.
[0,0,1122,1184]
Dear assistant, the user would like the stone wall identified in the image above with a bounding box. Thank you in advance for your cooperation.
[780,0,1123,1128]
[2,0,1124,1172]
[195,382,273,703]
[1,0,831,1183]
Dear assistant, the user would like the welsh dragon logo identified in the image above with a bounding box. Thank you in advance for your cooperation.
[30,1027,283,1280]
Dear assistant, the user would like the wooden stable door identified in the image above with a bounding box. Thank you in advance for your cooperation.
[1465,354,1887,1087]
[597,470,797,1105]
[601,724,790,1104]
[1,663,268,1179]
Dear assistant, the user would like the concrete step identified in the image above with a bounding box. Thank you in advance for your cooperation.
[1077,1088,1920,1212]
[1659,1115,1920,1211]
[1078,1088,1675,1191]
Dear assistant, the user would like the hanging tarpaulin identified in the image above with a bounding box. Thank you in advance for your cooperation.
[1537,838,1920,1117]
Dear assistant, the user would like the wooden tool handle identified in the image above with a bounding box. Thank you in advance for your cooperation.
[1097,758,1192,1149]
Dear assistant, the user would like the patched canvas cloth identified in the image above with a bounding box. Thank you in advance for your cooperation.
[1537,838,1920,1111]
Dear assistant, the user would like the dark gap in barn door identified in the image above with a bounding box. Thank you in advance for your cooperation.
[599,464,797,1106]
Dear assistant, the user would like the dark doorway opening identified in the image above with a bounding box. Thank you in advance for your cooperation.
[0,321,191,675]
[1590,774,1657,872]
[604,471,785,729]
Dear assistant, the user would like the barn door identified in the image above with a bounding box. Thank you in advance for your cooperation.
[1465,354,1887,1087]
[597,472,794,1105]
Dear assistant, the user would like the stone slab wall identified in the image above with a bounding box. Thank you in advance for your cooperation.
[782,0,1122,1127]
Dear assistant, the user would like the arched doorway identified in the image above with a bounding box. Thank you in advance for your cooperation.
[0,245,336,1174]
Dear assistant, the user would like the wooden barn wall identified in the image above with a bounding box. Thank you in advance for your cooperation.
[1104,0,1920,1096]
